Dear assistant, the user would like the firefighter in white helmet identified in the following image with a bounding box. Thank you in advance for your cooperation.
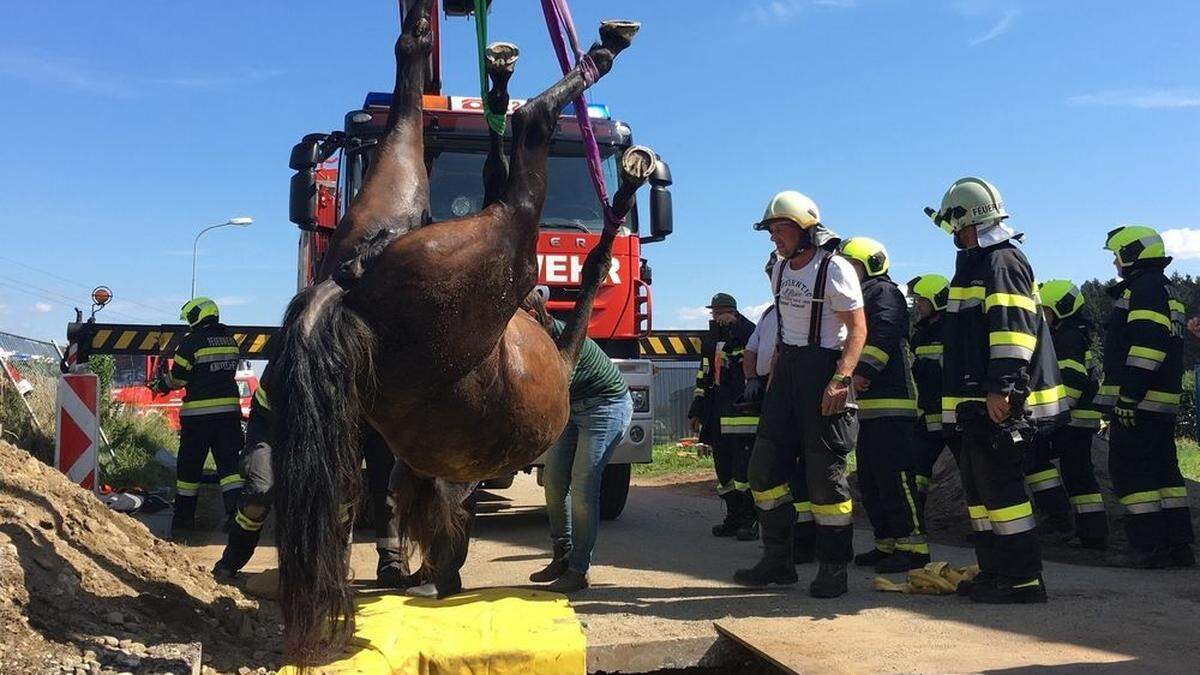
[927,177,1066,603]
[733,191,867,598]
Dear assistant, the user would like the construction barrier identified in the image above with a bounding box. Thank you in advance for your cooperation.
[638,330,704,360]
[55,373,99,493]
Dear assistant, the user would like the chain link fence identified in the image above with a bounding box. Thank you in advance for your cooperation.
[0,330,63,462]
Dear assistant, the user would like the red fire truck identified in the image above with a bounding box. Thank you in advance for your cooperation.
[286,11,675,517]
[109,355,258,432]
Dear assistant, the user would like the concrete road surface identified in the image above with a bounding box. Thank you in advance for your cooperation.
[188,472,1200,673]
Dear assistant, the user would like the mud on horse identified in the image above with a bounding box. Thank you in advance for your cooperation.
[267,0,652,661]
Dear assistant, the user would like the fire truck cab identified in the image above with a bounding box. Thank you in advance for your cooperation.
[288,93,673,519]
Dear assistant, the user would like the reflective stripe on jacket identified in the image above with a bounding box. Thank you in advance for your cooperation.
[1096,264,1184,416]
[941,241,1066,427]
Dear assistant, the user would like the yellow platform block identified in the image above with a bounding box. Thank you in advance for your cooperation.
[281,588,586,675]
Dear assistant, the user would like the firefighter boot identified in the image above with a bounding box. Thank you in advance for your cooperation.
[1170,545,1196,568]
[1104,547,1170,569]
[406,571,464,599]
[221,487,242,533]
[712,492,741,537]
[170,495,197,540]
[957,532,999,597]
[212,520,260,582]
[733,506,798,587]
[970,576,1048,604]
[735,492,759,541]
[794,521,816,565]
[874,549,931,574]
[854,539,894,567]
[808,562,849,599]
[530,540,572,583]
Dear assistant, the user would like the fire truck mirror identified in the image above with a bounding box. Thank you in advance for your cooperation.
[648,159,674,241]
[289,169,318,231]
[289,133,328,171]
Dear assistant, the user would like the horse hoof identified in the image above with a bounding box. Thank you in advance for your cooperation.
[599,20,640,53]
[619,145,657,184]
[486,42,520,75]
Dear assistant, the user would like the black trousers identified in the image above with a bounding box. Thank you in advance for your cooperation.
[714,430,754,520]
[958,419,1042,583]
[387,460,477,581]
[749,345,857,564]
[1024,434,1072,525]
[219,422,403,573]
[1047,426,1108,541]
[856,417,925,553]
[174,414,244,523]
[1109,414,1194,552]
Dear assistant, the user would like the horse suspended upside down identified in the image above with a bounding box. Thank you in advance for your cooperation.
[267,0,651,661]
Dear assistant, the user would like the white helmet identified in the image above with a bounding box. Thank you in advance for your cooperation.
[931,177,1008,233]
[754,191,821,231]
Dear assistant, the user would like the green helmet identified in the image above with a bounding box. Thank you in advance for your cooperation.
[906,274,950,311]
[1038,279,1085,320]
[929,176,1008,233]
[839,237,889,278]
[180,297,220,327]
[1104,225,1166,268]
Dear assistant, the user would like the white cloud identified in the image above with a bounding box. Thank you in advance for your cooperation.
[740,0,857,25]
[1067,88,1200,110]
[213,295,253,308]
[0,51,133,97]
[33,302,53,313]
[742,301,774,322]
[675,306,711,329]
[1161,228,1200,260]
[150,68,285,89]
[969,8,1020,45]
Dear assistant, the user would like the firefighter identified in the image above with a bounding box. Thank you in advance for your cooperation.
[689,293,759,541]
[839,237,927,573]
[211,377,415,586]
[907,273,954,516]
[740,252,816,564]
[152,297,245,538]
[1036,280,1109,549]
[1095,226,1195,568]
[930,177,1066,603]
[733,191,866,598]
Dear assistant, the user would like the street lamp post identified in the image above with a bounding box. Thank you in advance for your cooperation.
[191,217,253,299]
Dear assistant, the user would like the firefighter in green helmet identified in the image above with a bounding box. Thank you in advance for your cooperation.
[906,273,956,516]
[927,177,1067,603]
[838,236,927,573]
[1096,226,1194,568]
[151,297,245,538]
[1034,279,1109,550]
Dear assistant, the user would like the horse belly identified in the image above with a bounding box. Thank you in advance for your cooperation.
[374,320,570,483]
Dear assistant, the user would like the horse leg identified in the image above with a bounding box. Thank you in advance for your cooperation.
[556,146,656,365]
[319,0,434,279]
[502,21,640,227]
[482,42,518,207]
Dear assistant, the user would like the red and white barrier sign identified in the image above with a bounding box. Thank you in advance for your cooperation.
[56,373,99,493]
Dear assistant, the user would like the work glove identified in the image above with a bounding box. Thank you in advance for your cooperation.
[741,376,765,404]
[1114,397,1137,428]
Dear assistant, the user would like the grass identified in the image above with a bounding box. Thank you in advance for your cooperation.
[634,442,859,480]
[633,442,714,478]
[1178,437,1200,481]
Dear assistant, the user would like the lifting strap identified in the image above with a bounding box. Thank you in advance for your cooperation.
[472,0,508,135]
[539,0,624,233]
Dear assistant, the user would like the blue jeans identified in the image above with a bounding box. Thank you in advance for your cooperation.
[543,391,633,574]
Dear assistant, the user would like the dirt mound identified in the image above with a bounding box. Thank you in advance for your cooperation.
[0,441,282,675]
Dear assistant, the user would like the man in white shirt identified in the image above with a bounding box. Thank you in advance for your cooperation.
[741,252,817,565]
[733,191,867,599]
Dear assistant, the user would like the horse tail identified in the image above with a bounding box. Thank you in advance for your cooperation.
[270,279,377,663]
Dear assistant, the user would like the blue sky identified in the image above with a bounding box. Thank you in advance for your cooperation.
[2,0,1198,340]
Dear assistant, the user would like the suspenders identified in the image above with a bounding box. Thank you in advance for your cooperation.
[772,250,835,349]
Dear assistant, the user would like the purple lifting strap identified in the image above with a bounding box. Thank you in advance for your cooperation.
[540,0,623,232]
